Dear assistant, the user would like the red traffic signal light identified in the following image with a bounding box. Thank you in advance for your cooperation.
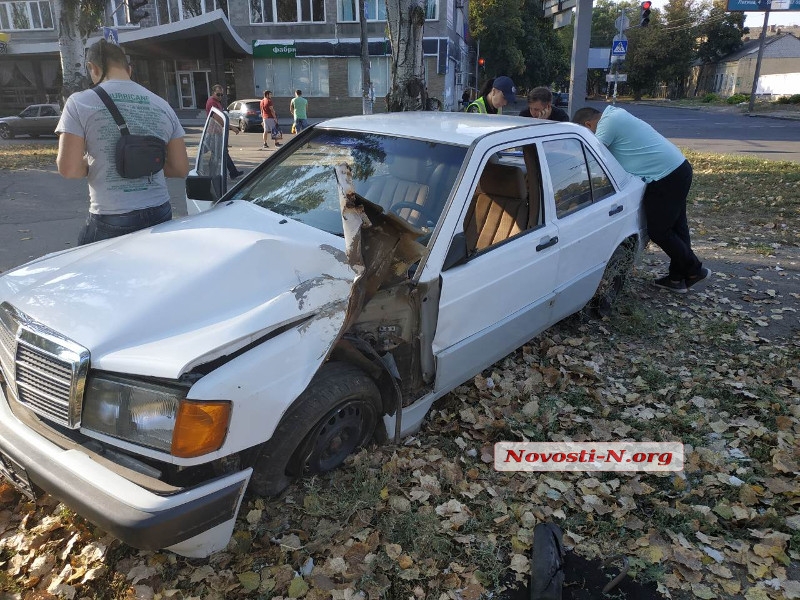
[478,57,485,66]
[640,1,651,26]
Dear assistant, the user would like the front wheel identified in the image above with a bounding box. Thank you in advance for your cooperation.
[249,362,381,497]
[0,125,14,139]
[588,243,635,318]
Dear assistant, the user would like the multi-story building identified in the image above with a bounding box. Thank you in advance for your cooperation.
[0,0,474,116]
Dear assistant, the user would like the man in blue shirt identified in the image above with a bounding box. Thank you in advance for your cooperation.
[573,106,710,293]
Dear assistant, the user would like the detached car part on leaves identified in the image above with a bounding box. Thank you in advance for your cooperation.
[0,110,646,557]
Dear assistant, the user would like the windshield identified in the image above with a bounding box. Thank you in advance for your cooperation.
[229,129,467,243]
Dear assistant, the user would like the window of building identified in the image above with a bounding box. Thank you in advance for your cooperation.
[264,58,329,96]
[347,57,390,98]
[0,1,53,30]
[251,0,324,23]
[337,0,434,22]
[153,0,221,24]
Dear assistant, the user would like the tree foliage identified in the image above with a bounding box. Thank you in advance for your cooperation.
[469,0,568,90]
[697,0,747,63]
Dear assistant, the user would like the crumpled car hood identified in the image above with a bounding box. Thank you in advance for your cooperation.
[0,201,356,378]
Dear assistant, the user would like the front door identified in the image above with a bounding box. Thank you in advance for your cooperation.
[177,71,195,109]
[185,107,229,215]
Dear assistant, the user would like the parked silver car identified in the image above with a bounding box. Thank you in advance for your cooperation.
[0,103,61,139]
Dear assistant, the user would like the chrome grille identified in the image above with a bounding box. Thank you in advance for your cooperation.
[0,307,17,384]
[0,302,89,428]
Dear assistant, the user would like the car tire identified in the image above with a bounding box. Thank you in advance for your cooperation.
[0,125,14,140]
[249,361,381,497]
[588,242,635,318]
[239,119,247,133]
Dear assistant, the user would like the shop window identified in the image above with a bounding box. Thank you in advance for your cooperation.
[263,58,329,97]
[347,57,390,98]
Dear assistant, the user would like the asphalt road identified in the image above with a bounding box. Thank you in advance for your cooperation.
[589,100,800,162]
[1,103,799,272]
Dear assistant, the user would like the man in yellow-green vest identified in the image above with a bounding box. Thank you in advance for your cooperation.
[466,76,517,115]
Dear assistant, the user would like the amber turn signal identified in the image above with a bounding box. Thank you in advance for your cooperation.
[171,400,231,458]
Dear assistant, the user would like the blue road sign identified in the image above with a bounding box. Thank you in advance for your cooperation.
[611,40,628,56]
[103,27,119,44]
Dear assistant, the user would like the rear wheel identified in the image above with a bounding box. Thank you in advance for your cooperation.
[0,125,14,139]
[239,118,248,133]
[588,243,635,318]
[249,362,381,497]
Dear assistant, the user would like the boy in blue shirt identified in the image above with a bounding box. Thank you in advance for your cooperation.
[574,106,710,293]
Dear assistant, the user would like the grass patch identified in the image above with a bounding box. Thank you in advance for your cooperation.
[0,142,58,170]
[684,150,800,244]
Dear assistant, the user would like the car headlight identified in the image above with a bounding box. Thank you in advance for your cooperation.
[81,373,231,458]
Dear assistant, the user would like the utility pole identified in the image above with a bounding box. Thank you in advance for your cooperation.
[748,3,771,113]
[609,10,629,105]
[569,0,593,116]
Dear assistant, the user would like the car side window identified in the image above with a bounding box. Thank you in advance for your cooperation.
[585,150,615,201]
[40,106,57,117]
[462,144,543,256]
[543,138,596,219]
[20,107,38,118]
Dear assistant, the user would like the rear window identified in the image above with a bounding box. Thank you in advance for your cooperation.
[245,102,261,111]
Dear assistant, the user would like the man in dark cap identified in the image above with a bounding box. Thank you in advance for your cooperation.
[466,76,516,115]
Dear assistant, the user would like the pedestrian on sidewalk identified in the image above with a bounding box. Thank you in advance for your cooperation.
[260,91,281,149]
[573,106,710,293]
[290,90,309,133]
[206,84,243,179]
[56,39,189,245]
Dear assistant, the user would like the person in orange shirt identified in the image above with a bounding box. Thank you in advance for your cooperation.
[260,91,281,149]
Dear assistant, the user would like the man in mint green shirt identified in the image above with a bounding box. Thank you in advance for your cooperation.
[290,90,309,133]
[574,106,709,294]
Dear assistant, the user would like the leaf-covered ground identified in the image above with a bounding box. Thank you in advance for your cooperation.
[0,144,58,171]
[0,153,798,600]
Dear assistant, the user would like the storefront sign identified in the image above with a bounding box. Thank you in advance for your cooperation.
[253,42,297,58]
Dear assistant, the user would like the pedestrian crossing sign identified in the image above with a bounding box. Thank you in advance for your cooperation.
[611,40,628,56]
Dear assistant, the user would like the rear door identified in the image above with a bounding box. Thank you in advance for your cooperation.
[38,105,60,136]
[185,107,229,215]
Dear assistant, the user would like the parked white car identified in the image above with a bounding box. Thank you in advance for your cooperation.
[0,109,645,557]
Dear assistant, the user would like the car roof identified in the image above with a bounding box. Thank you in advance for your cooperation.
[235,99,262,103]
[318,112,575,147]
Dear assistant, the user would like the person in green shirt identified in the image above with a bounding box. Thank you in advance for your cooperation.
[290,90,309,133]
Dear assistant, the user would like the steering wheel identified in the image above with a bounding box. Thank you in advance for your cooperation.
[389,201,434,228]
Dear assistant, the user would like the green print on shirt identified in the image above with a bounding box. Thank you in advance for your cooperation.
[109,93,151,104]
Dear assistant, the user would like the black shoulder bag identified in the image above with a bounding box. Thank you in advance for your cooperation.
[93,86,166,179]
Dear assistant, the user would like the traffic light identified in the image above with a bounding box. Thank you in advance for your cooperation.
[640,1,651,27]
[128,0,149,24]
[478,57,485,67]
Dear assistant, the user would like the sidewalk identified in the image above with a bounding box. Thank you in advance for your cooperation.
[627,99,800,121]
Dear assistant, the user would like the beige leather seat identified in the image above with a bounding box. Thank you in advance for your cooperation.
[464,163,529,254]
[359,156,431,224]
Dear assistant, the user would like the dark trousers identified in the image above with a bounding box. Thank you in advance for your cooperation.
[78,201,172,245]
[643,160,702,280]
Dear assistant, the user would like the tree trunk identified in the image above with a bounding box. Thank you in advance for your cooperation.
[53,0,86,101]
[385,0,426,112]
[359,0,373,114]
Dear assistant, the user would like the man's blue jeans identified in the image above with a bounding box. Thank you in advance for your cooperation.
[78,201,172,245]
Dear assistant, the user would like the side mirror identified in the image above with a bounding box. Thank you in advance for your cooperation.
[185,175,216,202]
[442,231,468,271]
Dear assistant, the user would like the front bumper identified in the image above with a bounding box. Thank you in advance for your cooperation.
[0,387,250,556]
